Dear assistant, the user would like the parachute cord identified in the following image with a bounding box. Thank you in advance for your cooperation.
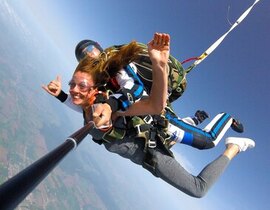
[226,4,233,26]
[181,52,208,65]
[183,0,261,73]
[181,57,200,65]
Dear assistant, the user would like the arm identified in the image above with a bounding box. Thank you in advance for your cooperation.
[94,33,170,127]
[42,76,83,113]
[117,33,170,116]
[42,66,145,127]
[105,65,145,112]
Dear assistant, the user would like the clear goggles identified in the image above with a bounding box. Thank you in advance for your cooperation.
[68,78,94,92]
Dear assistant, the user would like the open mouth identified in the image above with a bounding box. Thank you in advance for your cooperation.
[70,93,84,102]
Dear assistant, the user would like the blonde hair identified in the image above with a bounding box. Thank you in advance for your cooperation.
[74,41,143,87]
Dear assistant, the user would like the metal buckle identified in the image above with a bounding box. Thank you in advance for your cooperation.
[143,115,153,124]
[134,124,141,135]
[148,130,156,148]
[148,139,156,148]
[134,124,146,139]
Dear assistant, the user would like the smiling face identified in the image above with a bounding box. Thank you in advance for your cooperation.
[69,71,96,107]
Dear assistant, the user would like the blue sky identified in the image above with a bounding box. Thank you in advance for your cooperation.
[2,0,270,209]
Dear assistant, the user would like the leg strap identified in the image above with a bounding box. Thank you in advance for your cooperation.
[142,149,159,177]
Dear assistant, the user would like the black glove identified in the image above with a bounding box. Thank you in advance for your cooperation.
[194,110,209,124]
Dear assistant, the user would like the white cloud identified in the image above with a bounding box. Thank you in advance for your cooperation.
[0,1,31,38]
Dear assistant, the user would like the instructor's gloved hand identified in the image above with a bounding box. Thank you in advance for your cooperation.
[194,110,209,124]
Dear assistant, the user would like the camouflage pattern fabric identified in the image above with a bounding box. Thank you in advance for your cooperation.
[106,42,187,103]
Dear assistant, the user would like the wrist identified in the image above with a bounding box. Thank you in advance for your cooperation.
[55,90,68,102]
[103,102,112,113]
[105,97,120,113]
[151,60,167,69]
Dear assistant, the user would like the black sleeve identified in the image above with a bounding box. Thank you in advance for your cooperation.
[105,97,121,113]
[55,90,68,102]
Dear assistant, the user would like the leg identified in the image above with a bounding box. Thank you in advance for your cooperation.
[153,149,230,198]
[165,111,235,149]
[203,112,233,146]
[152,137,255,198]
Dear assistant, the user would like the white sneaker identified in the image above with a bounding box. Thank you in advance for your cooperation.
[225,137,255,152]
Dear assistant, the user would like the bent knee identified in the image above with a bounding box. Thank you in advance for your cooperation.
[191,191,207,198]
[187,187,208,198]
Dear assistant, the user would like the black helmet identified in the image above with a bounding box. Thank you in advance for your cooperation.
[75,39,103,61]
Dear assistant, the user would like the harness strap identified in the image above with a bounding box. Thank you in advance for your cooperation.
[142,149,159,177]
[148,127,157,149]
[102,116,127,142]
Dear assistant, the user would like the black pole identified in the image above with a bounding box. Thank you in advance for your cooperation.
[0,122,94,210]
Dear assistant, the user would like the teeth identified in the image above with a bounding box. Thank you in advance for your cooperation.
[72,95,80,99]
